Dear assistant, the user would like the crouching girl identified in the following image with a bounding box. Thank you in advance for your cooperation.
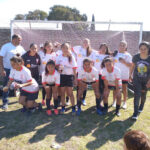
[3,54,41,115]
[101,57,122,116]
[77,58,102,115]
[42,60,60,116]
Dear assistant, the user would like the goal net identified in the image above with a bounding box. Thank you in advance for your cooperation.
[10,20,143,55]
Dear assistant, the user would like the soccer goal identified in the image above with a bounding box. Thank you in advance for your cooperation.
[10,20,143,55]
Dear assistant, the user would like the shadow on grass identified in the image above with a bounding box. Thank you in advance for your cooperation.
[86,117,135,150]
[28,106,116,144]
[0,105,135,150]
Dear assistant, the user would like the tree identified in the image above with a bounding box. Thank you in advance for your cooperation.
[14,14,25,20]
[14,10,48,20]
[26,10,48,20]
[48,5,87,21]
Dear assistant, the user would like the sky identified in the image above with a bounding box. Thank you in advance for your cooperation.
[0,0,150,31]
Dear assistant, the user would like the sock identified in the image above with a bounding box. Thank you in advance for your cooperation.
[46,98,51,110]
[116,104,120,113]
[66,96,69,102]
[104,103,108,111]
[54,99,58,109]
[62,106,65,110]
[77,100,82,109]
[96,98,100,109]
[72,106,75,110]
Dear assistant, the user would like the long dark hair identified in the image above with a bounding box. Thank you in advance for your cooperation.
[45,60,55,75]
[99,43,111,55]
[61,43,72,63]
[84,38,92,57]
[43,41,54,55]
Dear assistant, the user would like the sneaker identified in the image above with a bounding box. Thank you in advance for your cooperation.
[132,115,138,120]
[60,107,65,114]
[2,104,8,110]
[66,101,70,106]
[138,109,143,113]
[72,108,76,115]
[82,99,86,106]
[46,110,52,116]
[76,108,81,116]
[20,107,27,113]
[112,101,116,108]
[42,100,45,106]
[115,112,121,117]
[97,109,103,115]
[38,103,42,111]
[122,102,127,109]
[54,109,59,115]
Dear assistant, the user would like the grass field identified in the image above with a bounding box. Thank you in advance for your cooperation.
[0,90,150,150]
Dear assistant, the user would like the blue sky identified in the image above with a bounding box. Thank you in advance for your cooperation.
[0,0,149,31]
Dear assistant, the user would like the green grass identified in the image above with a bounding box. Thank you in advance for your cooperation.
[0,90,150,150]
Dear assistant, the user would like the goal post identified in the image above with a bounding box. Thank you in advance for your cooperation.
[10,20,143,54]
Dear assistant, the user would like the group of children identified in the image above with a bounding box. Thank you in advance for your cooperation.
[3,38,150,120]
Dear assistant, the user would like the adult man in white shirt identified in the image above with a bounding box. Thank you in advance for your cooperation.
[0,34,25,110]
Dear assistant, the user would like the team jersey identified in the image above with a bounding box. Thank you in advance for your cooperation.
[9,66,39,93]
[38,51,57,75]
[94,54,108,74]
[42,70,60,86]
[78,66,99,82]
[101,66,122,86]
[114,52,132,81]
[72,46,98,72]
[22,51,41,80]
[56,54,77,75]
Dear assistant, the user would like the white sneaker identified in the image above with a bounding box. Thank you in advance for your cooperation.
[112,101,116,108]
[132,115,138,120]
[122,102,127,109]
[66,101,70,106]
[138,109,143,113]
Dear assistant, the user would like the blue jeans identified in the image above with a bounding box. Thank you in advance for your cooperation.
[133,77,148,116]
[2,68,10,105]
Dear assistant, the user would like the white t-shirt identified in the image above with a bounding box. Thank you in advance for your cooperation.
[114,52,132,80]
[73,46,98,72]
[78,66,99,82]
[42,70,60,86]
[94,54,108,74]
[0,42,25,69]
[101,66,122,86]
[56,54,77,75]
[38,51,57,75]
[9,66,39,93]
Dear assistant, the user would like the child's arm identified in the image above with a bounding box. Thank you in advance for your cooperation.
[129,63,135,82]
[3,79,14,92]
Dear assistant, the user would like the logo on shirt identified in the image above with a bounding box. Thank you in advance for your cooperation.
[137,63,147,77]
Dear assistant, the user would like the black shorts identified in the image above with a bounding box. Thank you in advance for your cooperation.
[60,74,74,87]
[46,84,55,87]
[122,80,128,84]
[108,86,122,90]
[82,81,96,85]
[20,90,39,101]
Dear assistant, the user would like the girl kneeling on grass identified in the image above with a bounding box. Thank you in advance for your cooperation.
[3,54,42,115]
[101,57,122,116]
[77,58,102,115]
[42,60,60,116]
